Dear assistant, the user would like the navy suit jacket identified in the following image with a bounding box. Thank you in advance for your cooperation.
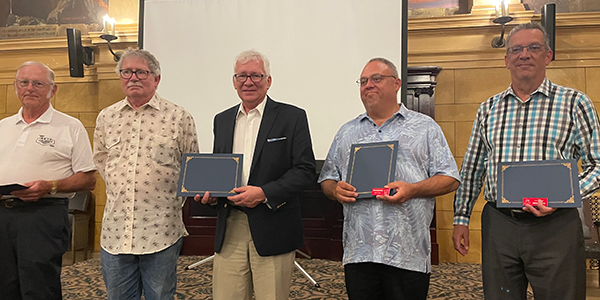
[212,97,316,256]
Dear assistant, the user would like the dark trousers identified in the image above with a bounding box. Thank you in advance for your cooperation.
[344,262,430,300]
[0,203,70,300]
[481,203,585,300]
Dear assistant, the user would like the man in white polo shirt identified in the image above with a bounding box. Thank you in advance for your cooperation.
[0,61,97,300]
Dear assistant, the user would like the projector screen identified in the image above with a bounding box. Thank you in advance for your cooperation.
[143,0,405,159]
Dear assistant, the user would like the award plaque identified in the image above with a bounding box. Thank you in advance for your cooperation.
[497,159,581,208]
[0,183,27,195]
[177,153,243,197]
[346,141,398,199]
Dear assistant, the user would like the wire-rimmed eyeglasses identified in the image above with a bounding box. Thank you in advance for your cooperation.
[15,79,52,89]
[356,74,397,86]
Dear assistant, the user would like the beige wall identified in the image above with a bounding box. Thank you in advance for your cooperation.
[2,7,600,257]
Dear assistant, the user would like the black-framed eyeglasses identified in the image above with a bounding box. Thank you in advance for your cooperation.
[506,43,545,55]
[234,74,267,83]
[119,69,153,80]
[15,79,52,89]
[356,74,397,86]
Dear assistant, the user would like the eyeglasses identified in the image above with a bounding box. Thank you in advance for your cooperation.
[356,74,397,86]
[506,43,545,55]
[15,79,52,89]
[119,69,153,80]
[234,74,267,83]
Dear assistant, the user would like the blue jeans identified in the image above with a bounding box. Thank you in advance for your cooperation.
[101,238,183,300]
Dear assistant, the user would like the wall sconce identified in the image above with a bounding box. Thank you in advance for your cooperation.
[491,0,513,48]
[99,14,122,62]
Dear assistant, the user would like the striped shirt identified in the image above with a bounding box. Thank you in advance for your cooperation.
[454,78,600,226]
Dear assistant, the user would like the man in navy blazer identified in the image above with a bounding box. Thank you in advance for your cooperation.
[196,49,316,300]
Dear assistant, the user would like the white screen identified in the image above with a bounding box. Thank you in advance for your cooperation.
[144,0,403,159]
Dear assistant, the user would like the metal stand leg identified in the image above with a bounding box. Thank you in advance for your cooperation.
[185,250,320,287]
[295,249,311,259]
[185,255,214,270]
[294,249,320,287]
[294,260,320,287]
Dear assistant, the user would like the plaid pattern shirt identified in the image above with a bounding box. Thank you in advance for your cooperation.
[454,78,600,226]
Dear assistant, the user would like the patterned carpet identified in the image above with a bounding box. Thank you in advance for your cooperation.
[61,256,532,299]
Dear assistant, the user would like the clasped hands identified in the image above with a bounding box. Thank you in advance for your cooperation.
[333,181,414,204]
[193,185,266,208]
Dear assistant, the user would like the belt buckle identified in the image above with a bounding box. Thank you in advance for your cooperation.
[5,199,14,208]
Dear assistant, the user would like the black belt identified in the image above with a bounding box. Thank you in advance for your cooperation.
[231,205,245,212]
[0,198,68,209]
[488,201,538,221]
[226,200,245,212]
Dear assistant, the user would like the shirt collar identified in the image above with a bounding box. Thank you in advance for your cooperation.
[118,93,161,111]
[236,96,267,118]
[358,103,406,123]
[504,77,551,101]
[16,104,54,125]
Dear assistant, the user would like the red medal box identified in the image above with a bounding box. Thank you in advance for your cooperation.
[371,188,390,196]
[522,197,548,206]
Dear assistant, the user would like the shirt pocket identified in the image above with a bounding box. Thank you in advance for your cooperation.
[151,135,179,166]
[107,137,121,151]
[105,136,122,171]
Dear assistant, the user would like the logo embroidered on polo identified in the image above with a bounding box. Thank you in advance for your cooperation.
[36,135,55,147]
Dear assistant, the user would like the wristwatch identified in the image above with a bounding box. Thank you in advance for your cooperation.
[50,180,58,195]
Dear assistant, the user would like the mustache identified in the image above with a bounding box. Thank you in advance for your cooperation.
[128,82,144,87]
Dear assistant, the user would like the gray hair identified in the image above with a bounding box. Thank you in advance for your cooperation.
[506,22,551,52]
[234,49,271,76]
[16,61,55,84]
[367,57,399,78]
[115,48,161,76]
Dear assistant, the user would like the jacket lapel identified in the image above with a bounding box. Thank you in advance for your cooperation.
[221,104,239,153]
[251,97,278,173]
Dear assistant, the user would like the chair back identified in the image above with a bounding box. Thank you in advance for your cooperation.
[69,191,91,213]
[583,196,600,244]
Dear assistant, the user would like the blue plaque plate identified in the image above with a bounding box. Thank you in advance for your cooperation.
[346,141,398,199]
[497,159,581,208]
[177,153,243,197]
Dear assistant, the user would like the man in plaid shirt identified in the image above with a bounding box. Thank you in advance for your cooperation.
[453,22,600,300]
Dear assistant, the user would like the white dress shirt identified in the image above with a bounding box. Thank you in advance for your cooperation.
[233,98,266,186]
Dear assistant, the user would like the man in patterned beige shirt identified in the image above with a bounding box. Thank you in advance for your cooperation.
[93,49,199,300]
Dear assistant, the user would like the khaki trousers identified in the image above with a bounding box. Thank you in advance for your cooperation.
[213,209,295,300]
